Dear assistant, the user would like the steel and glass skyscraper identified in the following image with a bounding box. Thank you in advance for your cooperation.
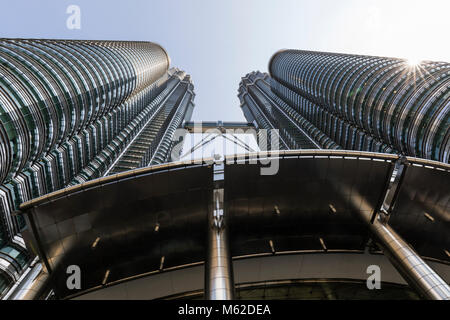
[0,39,194,296]
[239,50,450,162]
[1,44,449,301]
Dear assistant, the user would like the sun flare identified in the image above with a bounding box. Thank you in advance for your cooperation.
[406,57,422,67]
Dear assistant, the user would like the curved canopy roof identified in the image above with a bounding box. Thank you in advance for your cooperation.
[19,150,450,298]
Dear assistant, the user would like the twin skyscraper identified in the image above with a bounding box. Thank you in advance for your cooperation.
[0,39,448,299]
[240,50,449,161]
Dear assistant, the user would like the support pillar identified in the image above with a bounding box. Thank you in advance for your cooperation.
[4,259,50,300]
[361,158,450,300]
[205,161,235,300]
[370,214,450,300]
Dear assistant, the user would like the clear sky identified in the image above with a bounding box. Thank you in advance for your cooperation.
[1,0,449,122]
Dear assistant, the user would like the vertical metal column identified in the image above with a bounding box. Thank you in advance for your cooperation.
[205,161,235,300]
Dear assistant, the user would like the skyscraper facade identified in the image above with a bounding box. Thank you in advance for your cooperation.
[1,43,449,301]
[0,39,194,296]
[239,50,450,162]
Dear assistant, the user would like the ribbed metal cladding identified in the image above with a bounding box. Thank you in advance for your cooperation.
[0,39,169,184]
[239,71,337,150]
[106,71,195,173]
[0,39,195,297]
[268,50,450,163]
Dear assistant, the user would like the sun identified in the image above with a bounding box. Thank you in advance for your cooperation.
[406,57,422,67]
